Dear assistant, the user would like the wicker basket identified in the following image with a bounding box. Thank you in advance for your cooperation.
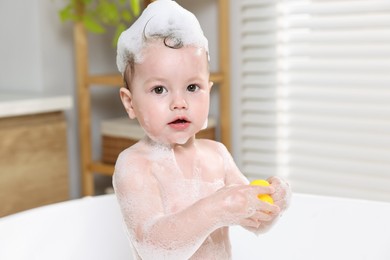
[101,117,216,164]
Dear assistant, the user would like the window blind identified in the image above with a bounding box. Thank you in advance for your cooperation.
[239,0,390,201]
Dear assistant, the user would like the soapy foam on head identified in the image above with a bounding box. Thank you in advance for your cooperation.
[117,0,209,75]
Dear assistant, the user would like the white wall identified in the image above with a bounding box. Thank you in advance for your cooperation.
[0,1,42,91]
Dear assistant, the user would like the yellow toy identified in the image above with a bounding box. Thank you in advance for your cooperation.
[250,180,274,204]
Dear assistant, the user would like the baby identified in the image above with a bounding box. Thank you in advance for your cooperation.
[113,0,291,259]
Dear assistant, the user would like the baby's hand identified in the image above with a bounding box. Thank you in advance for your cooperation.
[209,184,279,228]
[267,176,291,212]
[243,176,291,234]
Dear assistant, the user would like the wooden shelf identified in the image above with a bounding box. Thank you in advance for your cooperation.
[87,72,224,87]
[90,161,115,176]
[88,74,122,86]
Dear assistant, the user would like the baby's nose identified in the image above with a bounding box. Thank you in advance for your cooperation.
[170,96,188,110]
[171,93,188,110]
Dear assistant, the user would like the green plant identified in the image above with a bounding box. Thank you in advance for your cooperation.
[59,0,141,46]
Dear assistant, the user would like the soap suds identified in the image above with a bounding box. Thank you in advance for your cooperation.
[116,0,209,75]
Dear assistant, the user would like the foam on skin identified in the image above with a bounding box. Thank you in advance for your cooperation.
[113,140,232,259]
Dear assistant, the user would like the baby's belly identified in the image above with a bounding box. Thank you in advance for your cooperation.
[190,227,232,260]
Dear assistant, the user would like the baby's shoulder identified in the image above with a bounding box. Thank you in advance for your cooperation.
[115,142,146,167]
[195,139,235,180]
[195,139,231,165]
[113,142,153,190]
[114,142,151,178]
[196,139,229,154]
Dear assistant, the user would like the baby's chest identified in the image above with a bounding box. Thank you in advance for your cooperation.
[150,155,226,213]
[160,178,224,214]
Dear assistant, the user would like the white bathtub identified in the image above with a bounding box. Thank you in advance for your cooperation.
[1,193,389,260]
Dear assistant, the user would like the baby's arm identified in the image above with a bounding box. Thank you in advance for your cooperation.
[113,153,209,259]
[114,176,215,258]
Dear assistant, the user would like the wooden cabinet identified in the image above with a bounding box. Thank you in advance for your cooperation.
[74,0,230,195]
[0,111,70,217]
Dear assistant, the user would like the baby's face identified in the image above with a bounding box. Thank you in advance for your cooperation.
[129,41,212,145]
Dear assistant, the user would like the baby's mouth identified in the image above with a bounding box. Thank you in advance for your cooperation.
[168,117,192,131]
[169,118,190,125]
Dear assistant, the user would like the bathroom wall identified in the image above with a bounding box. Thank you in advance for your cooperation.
[0,1,43,91]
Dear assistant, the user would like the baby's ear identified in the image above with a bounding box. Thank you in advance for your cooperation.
[119,87,136,119]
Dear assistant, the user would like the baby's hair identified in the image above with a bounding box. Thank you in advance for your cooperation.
[123,16,186,90]
[123,56,135,90]
[143,16,184,50]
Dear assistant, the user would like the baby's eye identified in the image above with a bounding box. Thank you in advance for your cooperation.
[187,84,199,92]
[152,86,167,94]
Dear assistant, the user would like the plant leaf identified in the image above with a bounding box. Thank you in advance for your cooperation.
[59,5,73,22]
[130,0,140,16]
[98,2,119,24]
[83,14,105,34]
[121,9,133,22]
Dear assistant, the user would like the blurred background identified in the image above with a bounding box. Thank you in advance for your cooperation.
[1,0,389,217]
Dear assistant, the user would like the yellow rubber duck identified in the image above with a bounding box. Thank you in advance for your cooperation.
[250,179,274,204]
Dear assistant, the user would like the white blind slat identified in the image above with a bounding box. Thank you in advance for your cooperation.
[279,30,390,43]
[281,1,390,15]
[281,14,390,29]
